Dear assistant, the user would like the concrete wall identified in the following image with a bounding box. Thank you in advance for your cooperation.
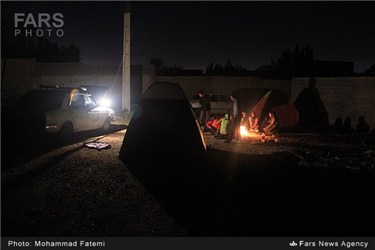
[141,64,155,94]
[3,59,374,130]
[130,65,143,108]
[1,60,292,110]
[1,59,37,105]
[154,75,291,99]
[292,77,375,131]
[263,79,292,99]
[1,60,135,111]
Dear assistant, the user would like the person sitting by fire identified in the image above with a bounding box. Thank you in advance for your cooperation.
[239,111,250,138]
[248,111,259,132]
[240,111,249,130]
[262,112,278,135]
[206,115,221,135]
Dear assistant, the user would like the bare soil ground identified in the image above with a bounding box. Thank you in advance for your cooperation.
[2,130,186,236]
[2,129,374,236]
[203,132,374,236]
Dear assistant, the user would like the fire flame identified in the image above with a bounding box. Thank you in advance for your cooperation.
[240,126,259,138]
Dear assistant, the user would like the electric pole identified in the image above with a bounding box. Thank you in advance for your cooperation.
[122,1,131,112]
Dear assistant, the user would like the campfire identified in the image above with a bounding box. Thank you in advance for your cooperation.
[240,126,259,138]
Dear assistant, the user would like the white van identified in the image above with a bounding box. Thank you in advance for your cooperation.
[189,93,232,115]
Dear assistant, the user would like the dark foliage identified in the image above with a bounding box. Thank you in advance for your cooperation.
[149,57,185,75]
[271,45,314,77]
[205,59,252,76]
[1,13,80,62]
[365,63,375,74]
[2,37,81,63]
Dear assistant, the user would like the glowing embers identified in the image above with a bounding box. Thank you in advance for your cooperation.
[240,125,259,138]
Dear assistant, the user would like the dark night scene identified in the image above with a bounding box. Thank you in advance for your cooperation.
[1,0,375,239]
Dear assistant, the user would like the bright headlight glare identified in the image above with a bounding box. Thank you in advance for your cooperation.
[100,98,111,108]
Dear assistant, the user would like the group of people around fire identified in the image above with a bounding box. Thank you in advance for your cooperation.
[197,90,278,143]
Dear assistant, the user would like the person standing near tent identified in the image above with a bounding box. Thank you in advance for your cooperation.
[198,90,211,129]
[225,93,241,142]
[248,112,259,132]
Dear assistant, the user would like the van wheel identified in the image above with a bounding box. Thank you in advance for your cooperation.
[59,122,73,141]
[102,118,111,131]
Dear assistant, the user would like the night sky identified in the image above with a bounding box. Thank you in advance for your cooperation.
[2,1,375,72]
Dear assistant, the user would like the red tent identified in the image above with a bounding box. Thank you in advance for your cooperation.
[270,103,299,128]
[251,90,299,128]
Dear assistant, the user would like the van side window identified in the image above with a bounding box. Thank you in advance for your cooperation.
[84,95,96,107]
[70,95,85,108]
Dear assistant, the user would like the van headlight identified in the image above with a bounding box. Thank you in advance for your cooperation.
[99,98,111,108]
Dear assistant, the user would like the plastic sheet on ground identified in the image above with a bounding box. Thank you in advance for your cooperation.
[84,142,111,150]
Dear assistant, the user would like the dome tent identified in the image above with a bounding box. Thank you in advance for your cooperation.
[119,82,220,234]
[232,88,299,129]
[251,90,299,128]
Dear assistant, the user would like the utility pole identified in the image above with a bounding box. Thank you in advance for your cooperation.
[122,1,131,112]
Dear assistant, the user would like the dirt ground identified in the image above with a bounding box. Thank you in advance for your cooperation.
[1,129,374,236]
[2,129,186,236]
[206,132,375,171]
[202,132,374,236]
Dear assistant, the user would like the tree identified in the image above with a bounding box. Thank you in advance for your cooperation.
[149,58,186,75]
[365,63,375,74]
[2,36,81,62]
[205,58,250,75]
[271,45,314,77]
[149,57,166,72]
[1,12,81,62]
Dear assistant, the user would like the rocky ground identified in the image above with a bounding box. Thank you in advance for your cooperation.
[206,132,375,171]
[2,129,374,236]
[202,132,375,236]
